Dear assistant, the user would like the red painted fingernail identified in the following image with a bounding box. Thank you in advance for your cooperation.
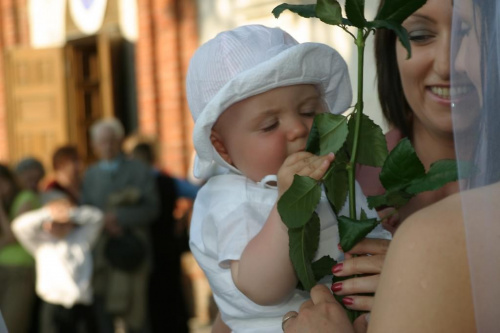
[342,297,354,306]
[332,263,343,274]
[331,282,342,293]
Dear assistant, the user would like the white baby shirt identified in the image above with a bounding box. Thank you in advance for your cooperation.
[189,172,390,333]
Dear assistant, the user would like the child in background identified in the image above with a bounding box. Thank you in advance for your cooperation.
[187,25,390,332]
[12,192,103,333]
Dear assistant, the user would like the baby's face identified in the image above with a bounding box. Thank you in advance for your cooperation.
[211,84,326,182]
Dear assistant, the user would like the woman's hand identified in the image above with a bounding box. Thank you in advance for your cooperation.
[282,284,355,333]
[331,238,390,311]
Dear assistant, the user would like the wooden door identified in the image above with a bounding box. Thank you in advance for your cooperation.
[5,47,68,170]
[65,33,119,166]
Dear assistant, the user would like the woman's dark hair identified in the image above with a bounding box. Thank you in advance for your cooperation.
[52,145,79,171]
[374,2,413,138]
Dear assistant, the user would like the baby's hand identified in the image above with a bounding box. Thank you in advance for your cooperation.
[277,152,335,196]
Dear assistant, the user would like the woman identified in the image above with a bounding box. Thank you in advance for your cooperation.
[359,0,458,227]
[283,0,497,331]
[331,0,460,313]
[0,164,41,333]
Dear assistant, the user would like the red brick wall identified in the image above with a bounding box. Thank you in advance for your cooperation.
[0,0,30,162]
[136,0,198,178]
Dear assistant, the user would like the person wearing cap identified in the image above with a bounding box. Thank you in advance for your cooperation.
[11,192,104,333]
[186,25,391,332]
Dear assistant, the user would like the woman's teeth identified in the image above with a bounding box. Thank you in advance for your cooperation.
[430,86,469,98]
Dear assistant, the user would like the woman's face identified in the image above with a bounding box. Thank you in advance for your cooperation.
[454,0,482,102]
[396,0,456,137]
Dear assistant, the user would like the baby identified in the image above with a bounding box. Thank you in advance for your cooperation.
[187,24,390,332]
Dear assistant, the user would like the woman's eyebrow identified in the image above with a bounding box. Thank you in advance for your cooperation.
[406,14,436,24]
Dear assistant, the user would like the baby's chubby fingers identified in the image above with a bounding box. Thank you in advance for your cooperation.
[291,152,335,180]
[278,152,335,195]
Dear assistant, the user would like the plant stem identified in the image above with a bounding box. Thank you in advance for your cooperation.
[348,29,365,220]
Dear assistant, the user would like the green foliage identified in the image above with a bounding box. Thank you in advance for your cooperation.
[367,20,413,58]
[380,138,425,191]
[272,4,317,19]
[367,139,464,209]
[375,0,427,24]
[406,160,460,194]
[338,216,379,252]
[346,113,388,167]
[297,256,337,290]
[316,0,342,25]
[277,175,321,229]
[316,114,349,156]
[273,2,460,314]
[288,213,321,291]
[324,148,349,214]
[345,0,366,28]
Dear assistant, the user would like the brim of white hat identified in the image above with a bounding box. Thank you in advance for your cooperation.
[193,42,352,179]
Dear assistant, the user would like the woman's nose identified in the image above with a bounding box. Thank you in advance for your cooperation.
[434,34,451,80]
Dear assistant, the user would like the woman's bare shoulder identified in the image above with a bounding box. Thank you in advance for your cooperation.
[369,191,476,333]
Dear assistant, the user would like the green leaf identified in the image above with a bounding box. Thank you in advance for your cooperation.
[316,0,342,25]
[345,0,366,28]
[306,118,320,154]
[324,148,349,214]
[278,175,321,229]
[406,159,459,194]
[367,189,413,210]
[368,20,412,58]
[289,213,321,291]
[360,208,367,220]
[338,216,379,252]
[272,4,317,19]
[375,0,427,24]
[312,255,337,280]
[379,138,425,191]
[346,112,388,167]
[315,113,349,156]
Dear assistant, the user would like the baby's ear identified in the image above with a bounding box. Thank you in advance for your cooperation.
[210,130,232,165]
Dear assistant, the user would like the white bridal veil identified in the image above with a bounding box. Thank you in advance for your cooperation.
[451,0,500,330]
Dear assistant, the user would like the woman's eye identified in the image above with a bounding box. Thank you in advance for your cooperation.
[408,30,434,43]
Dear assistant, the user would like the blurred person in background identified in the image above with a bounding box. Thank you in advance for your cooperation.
[130,141,190,333]
[82,118,159,333]
[0,164,40,333]
[15,157,46,195]
[12,192,104,333]
[45,145,83,205]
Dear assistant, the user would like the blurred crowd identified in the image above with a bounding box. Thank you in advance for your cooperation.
[0,117,208,333]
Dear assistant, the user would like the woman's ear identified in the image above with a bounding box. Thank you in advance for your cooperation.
[210,130,232,165]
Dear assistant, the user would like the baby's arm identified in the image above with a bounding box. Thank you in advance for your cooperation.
[231,152,335,305]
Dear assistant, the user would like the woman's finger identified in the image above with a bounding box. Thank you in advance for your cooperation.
[340,295,374,312]
[282,311,299,332]
[331,274,379,295]
[298,299,314,312]
[310,284,338,304]
[332,255,385,277]
[346,238,390,256]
